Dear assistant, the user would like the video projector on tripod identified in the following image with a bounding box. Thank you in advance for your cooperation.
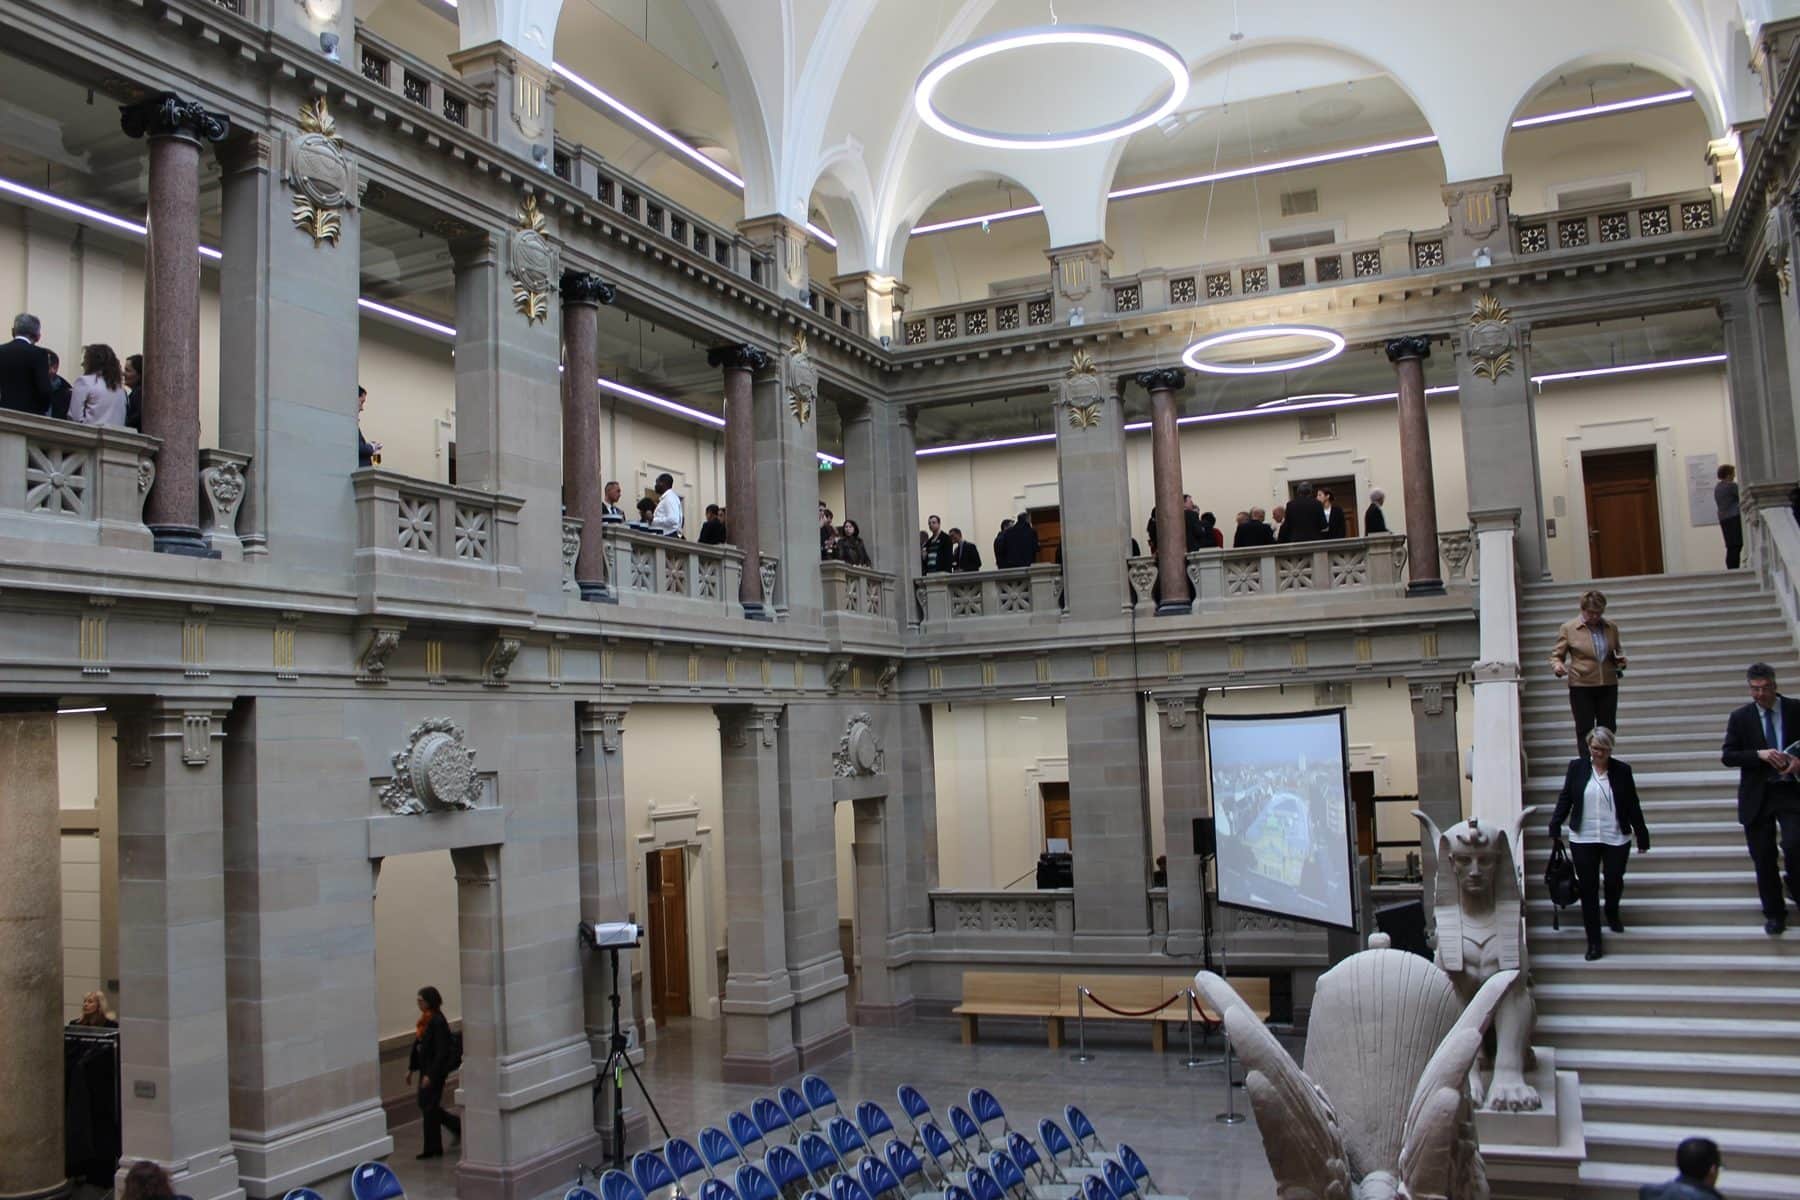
[578,921,642,949]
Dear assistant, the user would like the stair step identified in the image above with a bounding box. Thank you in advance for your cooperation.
[1523,846,1752,874]
[1522,569,1745,595]
[1585,1119,1800,1176]
[1525,869,1758,897]
[1574,1159,1800,1200]
[1537,982,1800,1020]
[1519,605,1784,631]
[1526,896,1760,926]
[1525,923,1800,954]
[1581,1082,1800,1130]
[1524,770,1736,793]
[1554,1046,1800,1092]
[1533,952,1800,986]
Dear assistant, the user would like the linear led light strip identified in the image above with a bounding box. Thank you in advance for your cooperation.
[912,89,1694,237]
[0,173,844,465]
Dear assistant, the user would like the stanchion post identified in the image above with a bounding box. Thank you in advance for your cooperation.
[1215,1039,1245,1124]
[1071,986,1094,1063]
[1183,988,1221,1069]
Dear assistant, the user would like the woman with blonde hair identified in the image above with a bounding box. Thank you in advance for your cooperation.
[1549,727,1651,960]
[69,989,115,1027]
[73,343,130,428]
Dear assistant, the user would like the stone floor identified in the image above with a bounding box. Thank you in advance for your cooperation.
[390,1013,1281,1200]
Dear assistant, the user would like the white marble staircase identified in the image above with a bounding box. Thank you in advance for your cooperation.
[1518,571,1800,1199]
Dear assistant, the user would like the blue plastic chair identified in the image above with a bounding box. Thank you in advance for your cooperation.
[666,1137,709,1189]
[698,1181,739,1200]
[1065,1106,1107,1157]
[733,1165,780,1200]
[855,1101,897,1148]
[895,1085,932,1134]
[944,1190,975,1200]
[755,1097,795,1144]
[1037,1118,1086,1170]
[855,1156,902,1200]
[1004,1130,1059,1185]
[599,1170,647,1200]
[765,1147,811,1200]
[963,1166,1005,1200]
[827,1116,868,1166]
[730,1111,767,1160]
[701,1126,745,1174]
[283,1190,326,1200]
[1102,1161,1138,1199]
[632,1152,680,1200]
[796,1132,843,1186]
[947,1105,991,1154]
[801,1075,841,1121]
[1116,1144,1156,1194]
[828,1176,873,1200]
[1080,1177,1117,1200]
[568,1189,603,1200]
[987,1151,1029,1200]
[780,1086,818,1133]
[350,1163,404,1200]
[967,1089,1011,1138]
[918,1121,967,1174]
[882,1139,932,1194]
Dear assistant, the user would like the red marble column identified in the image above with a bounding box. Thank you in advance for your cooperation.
[559,271,615,599]
[1136,367,1190,613]
[707,343,772,617]
[121,93,228,557]
[1387,335,1443,595]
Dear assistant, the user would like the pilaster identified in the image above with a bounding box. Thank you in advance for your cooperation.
[831,272,908,344]
[738,215,811,302]
[1454,297,1546,580]
[447,42,559,168]
[753,346,823,624]
[1065,691,1151,940]
[1151,690,1207,956]
[1439,175,1513,266]
[839,395,912,578]
[1054,357,1131,621]
[1408,675,1464,833]
[778,703,851,1068]
[1045,241,1112,324]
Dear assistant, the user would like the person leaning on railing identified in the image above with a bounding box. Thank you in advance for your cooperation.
[832,519,871,567]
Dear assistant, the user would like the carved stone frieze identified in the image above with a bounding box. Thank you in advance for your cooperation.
[379,717,483,815]
[833,712,884,778]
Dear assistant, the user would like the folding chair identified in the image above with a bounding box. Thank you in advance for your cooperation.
[697,1181,739,1200]
[764,1147,812,1200]
[855,1155,903,1200]
[894,1086,933,1141]
[918,1121,968,1176]
[733,1165,780,1200]
[1079,1178,1117,1200]
[854,1101,898,1151]
[1037,1118,1089,1172]
[282,1190,326,1200]
[1101,1161,1138,1200]
[1115,1145,1157,1195]
[826,1116,870,1169]
[632,1152,682,1200]
[781,1087,819,1134]
[701,1127,745,1178]
[599,1170,648,1200]
[828,1176,874,1200]
[755,1097,795,1145]
[962,1166,1006,1200]
[1064,1107,1107,1159]
[966,1089,1012,1141]
[568,1190,603,1200]
[666,1138,710,1193]
[947,1105,993,1156]
[801,1075,842,1123]
[881,1139,933,1197]
[349,1163,404,1200]
[1004,1130,1061,1186]
[796,1132,843,1188]
[986,1152,1030,1200]
[943,1190,975,1200]
[729,1112,768,1161]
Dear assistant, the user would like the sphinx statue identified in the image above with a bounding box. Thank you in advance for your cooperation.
[1415,812,1541,1113]
[1196,936,1516,1200]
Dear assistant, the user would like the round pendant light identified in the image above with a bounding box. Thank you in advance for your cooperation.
[913,25,1190,151]
[1182,326,1346,375]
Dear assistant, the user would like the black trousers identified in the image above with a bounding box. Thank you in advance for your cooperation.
[1745,797,1800,921]
[1569,841,1631,942]
[1569,685,1619,758]
[1722,514,1744,570]
[419,1081,461,1154]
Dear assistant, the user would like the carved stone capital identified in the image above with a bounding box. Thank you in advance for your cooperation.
[560,270,616,308]
[120,92,229,144]
[708,342,772,373]
[579,703,628,754]
[1133,366,1186,394]
[356,622,405,684]
[1385,335,1433,364]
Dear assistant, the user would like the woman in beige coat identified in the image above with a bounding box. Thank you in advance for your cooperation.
[1550,589,1629,758]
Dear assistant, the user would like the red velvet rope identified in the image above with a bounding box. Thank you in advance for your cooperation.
[1079,987,1187,1018]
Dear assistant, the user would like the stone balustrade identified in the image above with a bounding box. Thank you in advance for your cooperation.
[913,564,1063,630]
[601,524,790,621]
[901,290,1056,347]
[929,888,1075,947]
[560,143,766,282]
[1511,188,1715,258]
[354,22,485,134]
[805,278,865,336]
[352,469,525,605]
[0,411,160,550]
[820,561,896,622]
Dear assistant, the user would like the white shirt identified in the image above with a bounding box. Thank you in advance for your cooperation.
[651,489,683,535]
[1574,767,1631,846]
[73,374,130,427]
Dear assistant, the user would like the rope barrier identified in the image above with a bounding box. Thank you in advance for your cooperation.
[1078,986,1186,1018]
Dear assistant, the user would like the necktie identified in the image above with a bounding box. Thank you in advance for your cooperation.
[1764,706,1778,751]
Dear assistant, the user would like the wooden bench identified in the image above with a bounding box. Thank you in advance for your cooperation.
[954,972,1064,1047]
[1190,974,1274,1024]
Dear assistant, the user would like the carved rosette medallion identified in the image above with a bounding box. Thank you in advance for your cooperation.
[508,194,557,324]
[379,717,483,815]
[833,711,885,778]
[1465,294,1514,383]
[288,98,356,248]
[785,328,817,426]
[1057,349,1106,430]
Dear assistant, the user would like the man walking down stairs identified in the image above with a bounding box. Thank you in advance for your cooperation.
[1520,571,1800,1200]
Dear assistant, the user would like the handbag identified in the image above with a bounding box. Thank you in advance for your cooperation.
[1543,839,1578,930]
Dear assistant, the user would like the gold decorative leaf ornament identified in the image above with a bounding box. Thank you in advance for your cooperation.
[507,194,557,325]
[1067,349,1098,376]
[1466,293,1514,383]
[288,98,355,248]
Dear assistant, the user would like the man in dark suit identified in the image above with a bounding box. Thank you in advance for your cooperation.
[45,350,72,421]
[993,518,1012,565]
[1722,661,1800,934]
[1278,482,1326,544]
[921,514,951,574]
[947,527,981,572]
[1234,506,1274,547]
[698,503,728,545]
[0,313,55,415]
[998,511,1038,568]
[1364,488,1388,534]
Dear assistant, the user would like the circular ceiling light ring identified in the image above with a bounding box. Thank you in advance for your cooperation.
[1182,326,1347,375]
[913,25,1191,151]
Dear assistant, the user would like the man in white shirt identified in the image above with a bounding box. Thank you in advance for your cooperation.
[650,472,683,536]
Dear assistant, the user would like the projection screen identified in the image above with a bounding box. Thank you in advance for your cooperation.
[1206,708,1357,931]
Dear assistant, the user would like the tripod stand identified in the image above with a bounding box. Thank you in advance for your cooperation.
[596,944,670,1169]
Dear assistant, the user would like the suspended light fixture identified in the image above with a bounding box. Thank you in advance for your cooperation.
[913,24,1189,151]
[1182,326,1346,375]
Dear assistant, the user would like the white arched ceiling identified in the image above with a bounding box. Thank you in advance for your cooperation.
[457,0,562,66]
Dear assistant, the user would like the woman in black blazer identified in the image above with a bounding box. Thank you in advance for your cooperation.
[1549,726,1651,960]
[406,986,461,1158]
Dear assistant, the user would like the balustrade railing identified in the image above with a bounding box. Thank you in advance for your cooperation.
[929,889,1074,941]
[900,291,1054,348]
[601,525,787,621]
[352,469,524,600]
[0,411,159,550]
[1509,188,1716,258]
[353,24,484,134]
[558,140,760,278]
[913,564,1062,629]
[806,278,865,336]
[821,561,896,622]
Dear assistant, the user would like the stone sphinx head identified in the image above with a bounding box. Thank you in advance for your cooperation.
[1415,811,1524,973]
[1445,818,1504,901]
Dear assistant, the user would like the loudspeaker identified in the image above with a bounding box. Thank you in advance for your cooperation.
[1192,816,1216,859]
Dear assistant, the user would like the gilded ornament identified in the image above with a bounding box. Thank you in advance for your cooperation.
[508,194,558,325]
[288,98,355,248]
[1466,293,1514,383]
[784,327,818,427]
[1066,400,1103,429]
[1067,348,1098,376]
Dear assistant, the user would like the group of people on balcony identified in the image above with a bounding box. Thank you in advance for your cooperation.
[919,512,1042,574]
[819,506,872,566]
[1229,483,1386,547]
[1,313,142,430]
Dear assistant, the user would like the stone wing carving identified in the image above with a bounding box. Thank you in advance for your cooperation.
[1399,968,1517,1200]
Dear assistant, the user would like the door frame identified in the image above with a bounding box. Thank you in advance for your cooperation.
[635,806,720,1021]
[1021,756,1069,862]
[645,847,692,1023]
[1560,419,1683,576]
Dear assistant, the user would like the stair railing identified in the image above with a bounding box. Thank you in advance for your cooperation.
[1746,483,1800,659]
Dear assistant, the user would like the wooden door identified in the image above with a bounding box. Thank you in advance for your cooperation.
[1583,449,1663,578]
[1040,782,1071,848]
[645,848,690,1022]
[1028,506,1061,564]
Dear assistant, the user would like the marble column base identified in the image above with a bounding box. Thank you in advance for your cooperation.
[1155,600,1193,616]
[151,523,222,559]
[720,1046,800,1086]
[457,1129,603,1200]
[741,601,769,621]
[1406,578,1446,596]
[0,1179,71,1200]
[576,581,615,603]
[795,1022,854,1070]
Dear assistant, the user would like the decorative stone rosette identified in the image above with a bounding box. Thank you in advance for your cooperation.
[288,98,356,248]
[379,717,483,815]
[509,194,558,324]
[833,712,884,778]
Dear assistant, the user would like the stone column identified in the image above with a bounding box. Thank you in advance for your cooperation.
[778,703,850,1068]
[1387,336,1443,595]
[708,343,772,616]
[1468,508,1525,830]
[1045,242,1113,324]
[850,797,898,1021]
[716,705,798,1084]
[0,703,66,1200]
[574,703,645,1156]
[738,215,811,302]
[1065,692,1151,941]
[561,272,616,600]
[1151,690,1207,957]
[840,395,912,577]
[116,699,241,1200]
[1456,311,1547,579]
[1409,676,1463,832]
[900,702,938,898]
[1736,279,1800,485]
[121,94,229,557]
[1137,367,1190,614]
[1054,360,1132,620]
[755,346,823,624]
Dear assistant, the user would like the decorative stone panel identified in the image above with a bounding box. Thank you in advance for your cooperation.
[1352,249,1382,277]
[1639,205,1672,237]
[1241,266,1269,293]
[1170,276,1197,304]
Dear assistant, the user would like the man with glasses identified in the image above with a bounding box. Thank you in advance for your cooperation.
[1722,662,1800,935]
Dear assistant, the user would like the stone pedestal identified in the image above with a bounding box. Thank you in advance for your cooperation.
[1152,691,1207,956]
[561,273,615,599]
[447,42,558,167]
[1440,175,1513,266]
[1045,241,1112,325]
[0,704,68,1200]
[1137,368,1190,614]
[1387,336,1443,595]
[709,344,772,615]
[1065,692,1150,938]
[738,215,811,302]
[1477,1047,1587,1198]
[1408,676,1463,831]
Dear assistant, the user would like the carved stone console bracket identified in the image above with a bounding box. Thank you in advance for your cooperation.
[355,621,405,684]
[483,632,523,687]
